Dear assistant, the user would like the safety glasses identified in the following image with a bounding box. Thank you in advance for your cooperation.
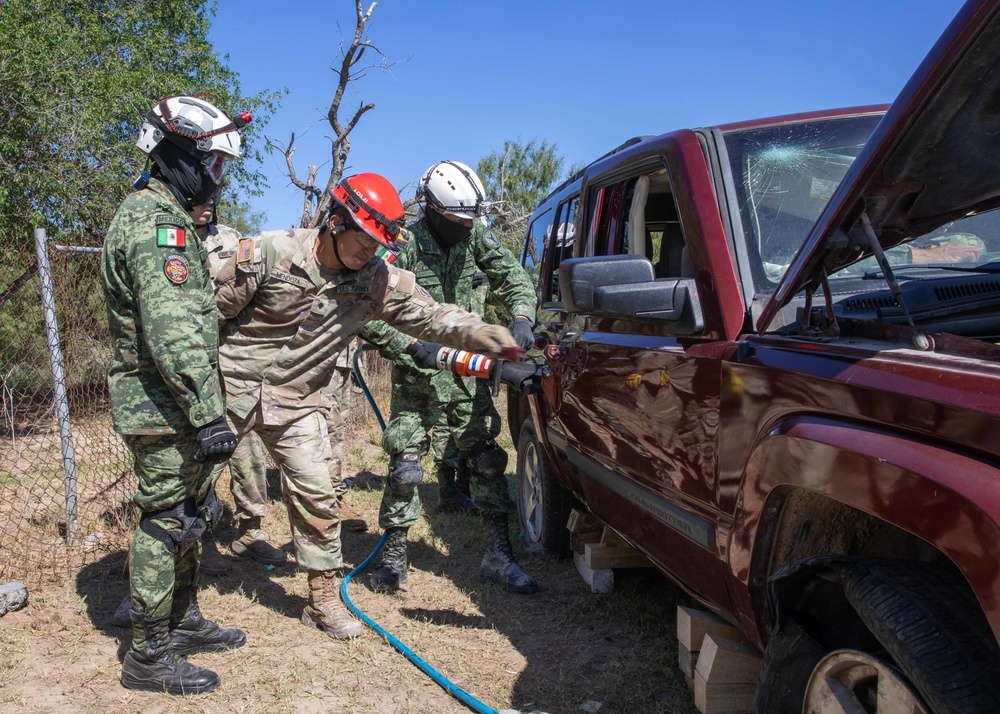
[342,220,380,250]
[202,152,231,187]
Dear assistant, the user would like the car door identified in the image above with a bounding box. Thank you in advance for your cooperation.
[549,167,732,608]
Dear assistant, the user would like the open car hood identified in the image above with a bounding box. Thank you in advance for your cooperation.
[758,0,1000,333]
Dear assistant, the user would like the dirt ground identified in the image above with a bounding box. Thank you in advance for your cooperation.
[0,399,701,714]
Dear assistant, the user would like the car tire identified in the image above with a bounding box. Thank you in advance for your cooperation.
[755,559,1000,714]
[515,419,573,556]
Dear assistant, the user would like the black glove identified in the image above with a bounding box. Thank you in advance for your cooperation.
[510,318,535,350]
[406,340,444,370]
[471,271,489,289]
[193,416,237,464]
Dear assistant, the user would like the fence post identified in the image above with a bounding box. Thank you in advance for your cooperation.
[33,228,79,546]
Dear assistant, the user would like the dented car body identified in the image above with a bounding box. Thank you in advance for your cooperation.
[508,1,1000,710]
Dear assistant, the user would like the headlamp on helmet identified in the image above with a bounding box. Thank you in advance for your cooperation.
[136,95,251,161]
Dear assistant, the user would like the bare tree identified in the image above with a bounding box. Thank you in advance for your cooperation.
[267,1,401,228]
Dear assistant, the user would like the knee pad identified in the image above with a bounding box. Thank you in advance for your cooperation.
[471,440,508,479]
[139,498,208,556]
[388,450,423,495]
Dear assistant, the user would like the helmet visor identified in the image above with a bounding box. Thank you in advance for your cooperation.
[202,152,231,187]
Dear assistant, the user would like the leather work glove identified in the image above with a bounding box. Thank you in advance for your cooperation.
[193,416,238,464]
[510,318,535,350]
[468,325,518,357]
[406,340,444,370]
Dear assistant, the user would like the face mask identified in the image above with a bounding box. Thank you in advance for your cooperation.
[426,208,472,248]
[149,142,217,210]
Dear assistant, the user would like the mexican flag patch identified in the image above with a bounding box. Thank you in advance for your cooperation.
[157,227,186,248]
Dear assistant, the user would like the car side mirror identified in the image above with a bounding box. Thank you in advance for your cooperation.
[558,255,704,333]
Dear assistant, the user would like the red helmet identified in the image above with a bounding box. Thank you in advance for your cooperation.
[330,173,407,252]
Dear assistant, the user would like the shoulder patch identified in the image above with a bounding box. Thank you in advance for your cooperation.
[217,249,235,260]
[483,230,500,249]
[155,214,186,227]
[237,238,253,264]
[415,285,432,301]
[163,254,189,284]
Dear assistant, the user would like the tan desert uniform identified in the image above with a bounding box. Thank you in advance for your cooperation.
[214,228,492,570]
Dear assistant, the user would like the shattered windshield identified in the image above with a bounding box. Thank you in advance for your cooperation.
[724,115,883,290]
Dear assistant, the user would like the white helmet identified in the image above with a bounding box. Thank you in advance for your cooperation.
[417,160,490,220]
[136,95,249,161]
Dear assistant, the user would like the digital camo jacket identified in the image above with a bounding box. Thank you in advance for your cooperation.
[101,178,225,435]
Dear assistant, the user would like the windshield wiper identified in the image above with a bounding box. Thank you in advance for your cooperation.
[862,262,1000,280]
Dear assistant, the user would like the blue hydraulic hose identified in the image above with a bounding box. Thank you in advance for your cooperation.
[352,347,386,432]
[344,347,497,714]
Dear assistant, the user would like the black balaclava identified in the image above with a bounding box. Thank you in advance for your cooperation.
[425,207,472,248]
[149,140,216,211]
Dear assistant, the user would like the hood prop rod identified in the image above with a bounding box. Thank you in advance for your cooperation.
[859,211,932,351]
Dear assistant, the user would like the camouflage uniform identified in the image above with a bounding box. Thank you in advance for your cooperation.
[323,343,355,485]
[202,224,271,523]
[214,228,493,571]
[101,178,224,635]
[362,218,536,529]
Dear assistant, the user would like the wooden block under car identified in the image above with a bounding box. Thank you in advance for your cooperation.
[676,606,746,652]
[678,643,696,689]
[567,509,606,554]
[573,549,614,593]
[566,509,603,534]
[583,540,651,569]
[693,633,762,714]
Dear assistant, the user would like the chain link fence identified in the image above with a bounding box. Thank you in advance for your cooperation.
[0,231,135,585]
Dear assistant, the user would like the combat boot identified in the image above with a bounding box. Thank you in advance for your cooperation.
[169,585,247,656]
[437,464,477,513]
[121,610,221,695]
[301,569,363,640]
[199,539,230,576]
[230,516,287,566]
[481,511,539,594]
[369,527,408,591]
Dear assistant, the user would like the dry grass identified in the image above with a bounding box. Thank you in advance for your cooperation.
[0,372,699,714]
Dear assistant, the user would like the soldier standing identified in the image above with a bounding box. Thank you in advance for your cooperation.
[361,161,539,594]
[213,172,518,640]
[101,96,249,694]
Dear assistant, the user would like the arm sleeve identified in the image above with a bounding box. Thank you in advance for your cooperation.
[359,320,415,360]
[357,239,416,358]
[475,230,538,323]
[130,237,224,428]
[373,265,489,348]
[213,241,265,326]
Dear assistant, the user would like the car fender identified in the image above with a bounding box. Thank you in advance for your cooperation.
[729,414,1000,645]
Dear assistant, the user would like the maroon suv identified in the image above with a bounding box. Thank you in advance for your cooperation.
[507,2,1000,711]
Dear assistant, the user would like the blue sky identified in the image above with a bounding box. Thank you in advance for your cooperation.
[210,0,967,228]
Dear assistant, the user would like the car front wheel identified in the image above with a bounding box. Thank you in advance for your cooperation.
[515,419,573,556]
[755,559,1000,714]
